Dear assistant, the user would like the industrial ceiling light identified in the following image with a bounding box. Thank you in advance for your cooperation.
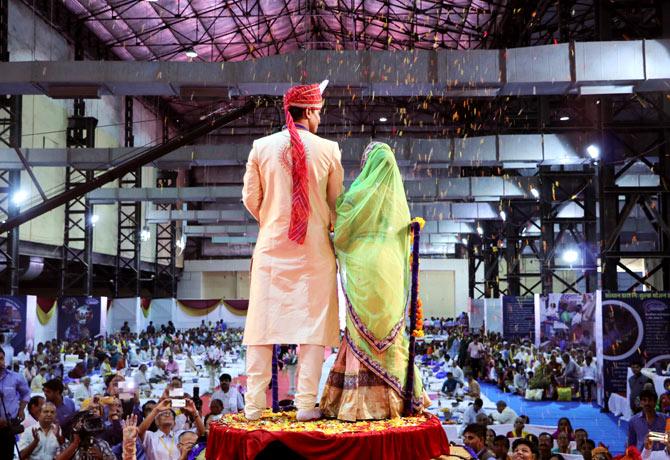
[500,210,507,221]
[586,144,600,160]
[379,117,388,122]
[530,187,540,199]
[11,190,29,206]
[184,47,198,58]
[562,249,579,264]
[559,116,570,121]
[476,225,483,236]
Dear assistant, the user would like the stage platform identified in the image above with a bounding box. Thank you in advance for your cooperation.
[206,411,451,460]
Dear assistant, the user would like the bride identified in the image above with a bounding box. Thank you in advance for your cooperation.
[319,141,430,421]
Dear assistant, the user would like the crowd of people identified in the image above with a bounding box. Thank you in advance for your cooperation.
[0,320,245,460]
[420,320,602,403]
[1,315,669,459]
[418,318,670,460]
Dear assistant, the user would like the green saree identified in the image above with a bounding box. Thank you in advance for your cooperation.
[320,142,428,421]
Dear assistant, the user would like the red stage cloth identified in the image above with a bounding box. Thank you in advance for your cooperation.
[206,414,449,460]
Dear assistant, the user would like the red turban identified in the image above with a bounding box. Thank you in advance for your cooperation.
[283,81,327,244]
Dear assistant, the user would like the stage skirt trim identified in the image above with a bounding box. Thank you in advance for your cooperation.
[206,411,449,460]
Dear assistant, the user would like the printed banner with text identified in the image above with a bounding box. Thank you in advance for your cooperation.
[502,296,535,341]
[601,292,670,398]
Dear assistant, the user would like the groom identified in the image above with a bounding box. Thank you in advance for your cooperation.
[241,81,343,421]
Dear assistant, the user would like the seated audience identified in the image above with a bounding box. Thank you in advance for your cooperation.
[491,400,518,425]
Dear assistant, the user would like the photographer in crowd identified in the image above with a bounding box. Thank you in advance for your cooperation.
[0,347,30,459]
[54,410,116,460]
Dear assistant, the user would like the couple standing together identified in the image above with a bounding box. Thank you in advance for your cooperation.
[241,81,429,422]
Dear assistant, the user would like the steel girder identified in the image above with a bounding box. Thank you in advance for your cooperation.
[499,200,543,297]
[153,169,177,298]
[599,119,670,292]
[538,165,598,294]
[114,96,142,297]
[60,96,97,296]
[0,0,20,294]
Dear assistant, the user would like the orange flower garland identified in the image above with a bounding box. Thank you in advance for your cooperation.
[410,217,425,338]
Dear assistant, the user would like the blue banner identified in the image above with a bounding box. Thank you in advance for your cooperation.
[0,296,27,356]
[601,292,670,397]
[57,297,102,341]
[502,296,535,341]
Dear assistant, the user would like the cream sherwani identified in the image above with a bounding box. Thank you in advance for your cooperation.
[242,128,343,416]
[242,128,343,347]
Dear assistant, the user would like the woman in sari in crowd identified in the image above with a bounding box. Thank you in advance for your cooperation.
[320,142,430,421]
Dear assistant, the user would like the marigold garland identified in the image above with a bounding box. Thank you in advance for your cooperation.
[409,217,425,338]
[213,410,433,435]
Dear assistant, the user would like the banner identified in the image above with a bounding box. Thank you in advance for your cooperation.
[485,298,503,334]
[0,296,27,354]
[601,292,670,398]
[57,297,102,341]
[537,293,596,352]
[502,296,535,341]
[469,298,485,331]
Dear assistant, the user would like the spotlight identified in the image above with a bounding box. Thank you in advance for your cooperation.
[500,210,507,221]
[11,190,29,206]
[140,226,151,242]
[379,117,388,122]
[476,225,483,236]
[586,144,600,159]
[530,187,540,199]
[184,47,198,58]
[559,116,570,121]
[562,249,579,264]
[90,214,100,226]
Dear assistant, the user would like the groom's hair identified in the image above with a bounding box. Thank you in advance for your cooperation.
[288,106,307,121]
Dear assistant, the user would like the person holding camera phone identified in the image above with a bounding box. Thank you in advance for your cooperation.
[0,347,31,459]
[137,397,205,460]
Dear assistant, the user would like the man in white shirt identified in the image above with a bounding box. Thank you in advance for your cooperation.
[449,363,466,385]
[30,367,47,392]
[138,398,205,460]
[138,347,151,362]
[73,377,93,406]
[462,398,485,425]
[16,347,30,366]
[580,354,598,403]
[490,400,518,425]
[21,396,44,430]
[16,401,64,460]
[134,364,152,390]
[149,361,167,383]
[210,373,244,414]
[467,337,485,379]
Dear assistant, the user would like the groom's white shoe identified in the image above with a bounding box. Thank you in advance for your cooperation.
[296,408,322,422]
[244,410,261,421]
